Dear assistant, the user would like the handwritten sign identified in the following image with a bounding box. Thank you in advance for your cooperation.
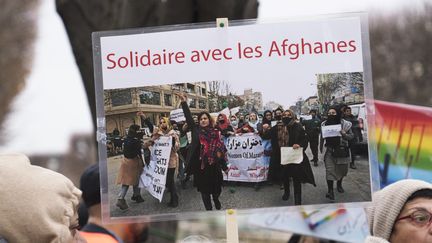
[230,107,240,116]
[280,147,303,165]
[248,206,369,243]
[321,124,342,138]
[225,133,269,182]
[139,136,172,202]
[220,107,230,118]
[169,109,185,123]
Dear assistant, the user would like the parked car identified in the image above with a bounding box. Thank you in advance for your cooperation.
[349,103,368,151]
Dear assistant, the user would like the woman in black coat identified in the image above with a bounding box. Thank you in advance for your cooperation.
[264,109,316,205]
[178,93,228,210]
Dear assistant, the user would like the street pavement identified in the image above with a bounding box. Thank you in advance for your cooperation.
[107,147,371,218]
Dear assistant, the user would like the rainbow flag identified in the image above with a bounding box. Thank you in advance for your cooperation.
[373,100,432,187]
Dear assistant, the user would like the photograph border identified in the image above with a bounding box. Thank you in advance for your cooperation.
[92,12,379,224]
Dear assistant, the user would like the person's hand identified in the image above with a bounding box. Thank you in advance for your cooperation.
[340,130,346,136]
[176,92,187,102]
[137,111,146,118]
[263,124,269,130]
[293,144,300,149]
[224,169,229,175]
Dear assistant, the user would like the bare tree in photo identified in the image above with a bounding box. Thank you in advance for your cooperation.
[370,2,432,106]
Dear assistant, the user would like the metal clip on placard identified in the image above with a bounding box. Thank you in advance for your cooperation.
[217,18,229,28]
[226,209,239,243]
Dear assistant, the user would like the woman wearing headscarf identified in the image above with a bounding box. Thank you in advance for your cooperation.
[236,111,263,134]
[178,93,228,210]
[319,106,354,201]
[365,179,432,243]
[116,124,145,210]
[262,110,273,127]
[151,117,180,207]
[216,113,235,138]
[263,109,316,205]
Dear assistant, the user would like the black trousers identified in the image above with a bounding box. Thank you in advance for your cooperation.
[166,168,178,200]
[201,192,221,210]
[308,137,319,161]
[283,177,302,205]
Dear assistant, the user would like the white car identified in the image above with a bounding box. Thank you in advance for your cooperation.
[349,103,368,145]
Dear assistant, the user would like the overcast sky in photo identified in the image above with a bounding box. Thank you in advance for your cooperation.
[0,0,426,154]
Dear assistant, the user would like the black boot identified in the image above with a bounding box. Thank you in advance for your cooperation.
[131,194,144,203]
[326,180,335,201]
[168,193,179,208]
[201,193,212,210]
[337,179,345,193]
[282,179,290,201]
[212,194,221,210]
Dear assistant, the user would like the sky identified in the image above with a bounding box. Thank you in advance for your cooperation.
[0,0,427,154]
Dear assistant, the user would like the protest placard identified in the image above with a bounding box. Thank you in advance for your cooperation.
[169,109,185,123]
[248,207,369,243]
[280,147,303,165]
[139,136,172,202]
[225,133,269,182]
[93,13,374,222]
[321,124,342,138]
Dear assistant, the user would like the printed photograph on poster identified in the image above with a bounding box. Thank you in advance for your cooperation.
[94,15,373,220]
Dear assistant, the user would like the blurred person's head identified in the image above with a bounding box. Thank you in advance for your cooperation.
[365,179,432,243]
[217,114,227,124]
[127,124,141,138]
[326,106,341,125]
[80,164,148,243]
[198,112,213,128]
[239,114,245,122]
[192,115,199,124]
[262,110,273,124]
[158,117,172,131]
[309,109,317,118]
[282,109,295,125]
[344,107,352,117]
[249,112,258,122]
[274,107,283,120]
[230,115,238,127]
[0,154,83,242]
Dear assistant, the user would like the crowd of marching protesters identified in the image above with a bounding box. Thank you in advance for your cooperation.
[113,93,365,211]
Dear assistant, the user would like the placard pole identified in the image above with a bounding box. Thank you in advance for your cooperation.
[226,209,239,243]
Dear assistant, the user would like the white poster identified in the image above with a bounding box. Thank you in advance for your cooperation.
[94,13,373,220]
[322,124,342,138]
[139,136,172,202]
[280,147,303,165]
[249,207,369,243]
[169,108,186,123]
[225,133,267,182]
[230,106,240,115]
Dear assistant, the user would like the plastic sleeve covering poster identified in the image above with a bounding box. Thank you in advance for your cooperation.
[373,100,432,186]
[92,13,375,223]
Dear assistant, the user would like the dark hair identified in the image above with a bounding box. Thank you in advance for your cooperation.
[406,189,432,202]
[127,124,140,137]
[198,112,214,127]
[80,164,100,208]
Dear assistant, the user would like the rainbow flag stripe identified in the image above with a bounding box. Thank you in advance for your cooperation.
[373,100,432,185]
